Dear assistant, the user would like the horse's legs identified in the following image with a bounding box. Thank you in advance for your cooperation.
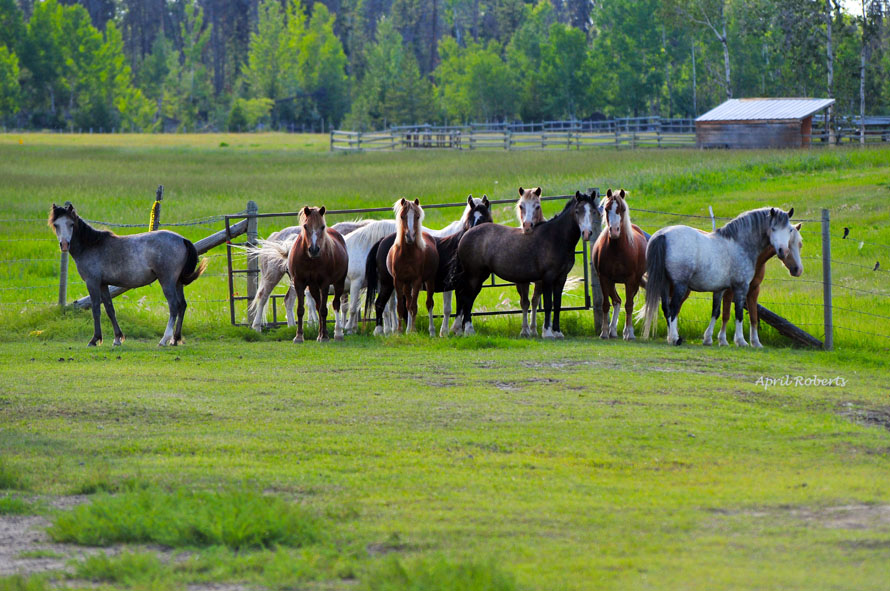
[667,281,688,346]
[100,284,124,346]
[541,283,555,338]
[158,281,179,347]
[346,279,361,335]
[552,276,566,338]
[623,281,639,341]
[252,271,282,332]
[305,289,319,327]
[333,280,345,341]
[748,284,763,348]
[86,282,103,346]
[293,282,306,343]
[459,278,484,336]
[374,278,394,336]
[395,280,408,334]
[406,280,421,334]
[531,282,541,335]
[173,282,187,345]
[426,282,436,337]
[717,289,733,346]
[517,283,532,338]
[284,284,297,327]
[607,283,621,339]
[703,290,724,346]
[731,283,749,347]
[439,290,451,337]
[312,285,329,341]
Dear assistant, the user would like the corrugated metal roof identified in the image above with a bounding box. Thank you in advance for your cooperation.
[696,98,835,122]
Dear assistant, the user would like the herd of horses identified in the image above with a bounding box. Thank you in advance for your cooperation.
[47,188,803,348]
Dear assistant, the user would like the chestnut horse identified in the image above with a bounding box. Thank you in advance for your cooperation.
[388,198,440,335]
[591,189,648,340]
[515,187,545,337]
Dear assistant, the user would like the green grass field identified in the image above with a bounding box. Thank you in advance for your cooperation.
[1,135,889,591]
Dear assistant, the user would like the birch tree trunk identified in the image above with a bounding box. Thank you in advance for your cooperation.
[826,0,835,144]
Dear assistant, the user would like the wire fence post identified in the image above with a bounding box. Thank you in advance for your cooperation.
[821,208,833,351]
[587,188,603,334]
[246,200,259,327]
[58,251,68,307]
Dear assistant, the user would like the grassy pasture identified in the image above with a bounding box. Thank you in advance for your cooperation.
[0,135,889,590]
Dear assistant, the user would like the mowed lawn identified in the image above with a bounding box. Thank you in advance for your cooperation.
[0,135,889,590]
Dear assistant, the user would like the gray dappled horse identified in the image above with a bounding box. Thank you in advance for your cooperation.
[639,207,797,346]
[48,203,207,346]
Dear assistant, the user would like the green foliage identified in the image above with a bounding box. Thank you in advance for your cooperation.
[0,45,20,120]
[435,37,517,122]
[0,459,25,490]
[228,97,274,131]
[363,556,518,591]
[0,496,31,515]
[163,0,213,131]
[0,575,49,591]
[48,488,324,549]
[73,552,172,588]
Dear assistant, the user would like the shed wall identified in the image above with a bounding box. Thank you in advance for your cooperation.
[695,120,804,149]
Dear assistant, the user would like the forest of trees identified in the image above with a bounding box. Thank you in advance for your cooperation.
[0,0,888,132]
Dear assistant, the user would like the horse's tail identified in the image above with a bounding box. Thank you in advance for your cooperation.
[363,239,381,321]
[180,239,208,285]
[637,233,666,339]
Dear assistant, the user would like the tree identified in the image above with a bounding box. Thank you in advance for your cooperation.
[505,0,555,121]
[0,44,21,121]
[539,22,592,118]
[434,36,517,122]
[163,0,213,130]
[243,0,289,101]
[294,3,350,127]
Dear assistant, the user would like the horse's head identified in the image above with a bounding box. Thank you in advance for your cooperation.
[395,198,424,247]
[602,189,631,241]
[573,191,602,242]
[516,186,543,234]
[48,202,76,252]
[300,205,327,258]
[768,207,796,270]
[779,223,803,277]
[464,194,493,230]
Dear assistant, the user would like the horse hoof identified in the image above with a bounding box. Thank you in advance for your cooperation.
[735,340,748,347]
[675,337,684,346]
[335,334,344,341]
[293,335,304,344]
[113,340,122,347]
[373,327,385,336]
[599,332,610,340]
[88,340,100,347]
[554,331,564,339]
[702,338,712,346]
[624,335,635,341]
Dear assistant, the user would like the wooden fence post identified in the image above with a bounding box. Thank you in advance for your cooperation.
[587,187,603,334]
[821,208,833,351]
[329,129,334,151]
[58,251,68,307]
[246,200,259,327]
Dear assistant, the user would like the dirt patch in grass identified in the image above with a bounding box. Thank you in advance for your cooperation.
[714,504,890,530]
[840,402,890,432]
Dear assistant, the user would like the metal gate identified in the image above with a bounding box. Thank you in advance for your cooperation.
[225,189,602,329]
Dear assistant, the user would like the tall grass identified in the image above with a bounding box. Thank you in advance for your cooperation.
[363,556,518,591]
[48,488,323,549]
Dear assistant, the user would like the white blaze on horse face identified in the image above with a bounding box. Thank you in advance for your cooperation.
[607,201,622,239]
[578,203,595,241]
[769,221,793,264]
[54,217,74,252]
[520,201,536,233]
[406,210,416,243]
[473,211,482,226]
[780,227,804,277]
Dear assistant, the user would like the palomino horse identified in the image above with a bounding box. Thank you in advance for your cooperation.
[639,207,797,346]
[248,219,373,332]
[388,199,440,335]
[705,223,803,347]
[48,203,207,346]
[453,191,599,338]
[365,195,492,336]
[514,187,545,337]
[258,207,348,342]
[591,189,648,340]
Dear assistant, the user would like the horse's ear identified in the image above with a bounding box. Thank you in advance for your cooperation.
[400,198,407,206]
[482,195,489,207]
[534,187,541,197]
[52,203,57,209]
[413,198,420,206]
[65,202,74,211]
[787,207,794,219]
[518,187,524,196]
[794,222,802,231]
[302,206,310,215]
[619,189,626,199]
[606,189,613,197]
[467,195,474,207]
[575,191,583,199]
[318,206,325,216]
[769,207,776,218]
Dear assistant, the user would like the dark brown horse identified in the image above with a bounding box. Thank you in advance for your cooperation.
[388,199,440,335]
[591,189,648,340]
[259,206,348,342]
[453,191,598,338]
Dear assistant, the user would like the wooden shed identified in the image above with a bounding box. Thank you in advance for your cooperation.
[695,98,835,149]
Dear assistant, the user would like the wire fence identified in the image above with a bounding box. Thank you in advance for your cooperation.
[1,198,887,349]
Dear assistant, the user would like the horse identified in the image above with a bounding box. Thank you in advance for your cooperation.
[248,219,373,332]
[47,202,207,347]
[638,207,797,346]
[705,223,803,347]
[258,206,348,342]
[387,198,440,335]
[591,189,648,340]
[514,187,546,337]
[453,191,599,338]
[364,195,492,336]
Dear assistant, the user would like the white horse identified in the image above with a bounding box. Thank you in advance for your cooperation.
[639,207,798,346]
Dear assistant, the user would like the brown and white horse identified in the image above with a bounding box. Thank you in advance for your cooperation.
[515,187,545,337]
[592,189,648,340]
[387,198,440,335]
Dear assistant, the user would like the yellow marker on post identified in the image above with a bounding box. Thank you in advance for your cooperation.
[149,185,163,231]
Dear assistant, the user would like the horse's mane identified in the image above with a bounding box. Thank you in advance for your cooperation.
[48,204,112,247]
[544,196,577,224]
[716,208,783,241]
[600,193,636,246]
[393,200,426,250]
[344,219,397,251]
